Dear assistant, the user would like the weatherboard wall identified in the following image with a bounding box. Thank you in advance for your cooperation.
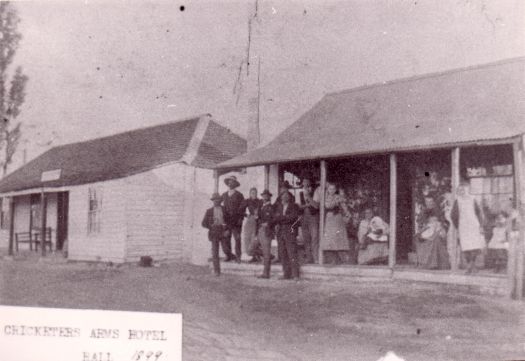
[122,164,186,262]
[67,178,127,263]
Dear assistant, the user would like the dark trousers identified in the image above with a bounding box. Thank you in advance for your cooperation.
[225,226,242,259]
[258,224,273,277]
[209,231,226,275]
[301,213,319,263]
[278,227,300,279]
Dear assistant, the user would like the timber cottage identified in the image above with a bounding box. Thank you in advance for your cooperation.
[0,114,246,264]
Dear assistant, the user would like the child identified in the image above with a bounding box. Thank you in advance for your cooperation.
[202,193,230,276]
[487,212,509,272]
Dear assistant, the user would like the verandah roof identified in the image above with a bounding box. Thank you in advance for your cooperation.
[217,57,525,169]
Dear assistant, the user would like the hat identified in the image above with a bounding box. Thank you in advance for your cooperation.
[210,193,222,201]
[224,175,240,188]
[261,189,272,197]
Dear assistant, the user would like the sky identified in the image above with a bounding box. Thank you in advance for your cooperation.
[9,0,525,170]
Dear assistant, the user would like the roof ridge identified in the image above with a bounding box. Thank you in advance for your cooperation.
[326,56,525,98]
[181,114,211,165]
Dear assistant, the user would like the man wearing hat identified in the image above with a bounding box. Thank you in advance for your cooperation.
[202,193,230,276]
[273,189,301,280]
[257,189,275,278]
[221,175,245,262]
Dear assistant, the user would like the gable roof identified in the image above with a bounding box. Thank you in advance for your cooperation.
[0,114,246,193]
[218,57,525,169]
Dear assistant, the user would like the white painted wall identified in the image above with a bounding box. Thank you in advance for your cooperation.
[67,179,127,263]
[123,165,185,262]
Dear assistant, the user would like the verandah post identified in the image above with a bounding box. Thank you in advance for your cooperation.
[7,197,14,256]
[389,154,397,269]
[40,189,47,256]
[512,137,524,300]
[319,159,327,265]
[450,147,460,272]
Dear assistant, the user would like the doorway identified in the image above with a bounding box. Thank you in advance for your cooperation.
[56,192,69,251]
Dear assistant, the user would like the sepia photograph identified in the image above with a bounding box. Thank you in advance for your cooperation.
[0,1,524,360]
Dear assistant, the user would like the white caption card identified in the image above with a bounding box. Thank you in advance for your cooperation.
[0,306,182,361]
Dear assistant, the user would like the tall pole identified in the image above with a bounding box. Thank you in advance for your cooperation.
[213,169,219,194]
[40,188,47,256]
[319,160,327,265]
[450,147,460,272]
[7,197,14,256]
[264,164,270,190]
[389,154,397,269]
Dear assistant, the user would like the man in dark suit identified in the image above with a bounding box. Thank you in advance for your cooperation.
[273,190,301,280]
[221,175,244,262]
[202,193,230,276]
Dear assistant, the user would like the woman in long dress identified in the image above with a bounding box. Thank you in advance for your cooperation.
[451,182,485,274]
[357,207,390,265]
[322,183,349,264]
[242,187,262,262]
[416,209,450,269]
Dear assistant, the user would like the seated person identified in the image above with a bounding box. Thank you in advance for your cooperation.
[416,210,450,269]
[357,208,389,265]
[486,211,510,272]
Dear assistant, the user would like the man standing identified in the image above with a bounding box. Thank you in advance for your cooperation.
[257,189,275,279]
[222,175,244,262]
[201,193,230,276]
[299,178,320,264]
[274,190,301,280]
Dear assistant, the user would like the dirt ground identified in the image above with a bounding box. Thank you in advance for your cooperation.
[1,256,524,361]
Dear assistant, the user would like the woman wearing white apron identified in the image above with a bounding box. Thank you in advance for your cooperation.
[451,182,485,274]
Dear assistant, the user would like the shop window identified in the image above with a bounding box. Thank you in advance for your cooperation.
[87,188,102,234]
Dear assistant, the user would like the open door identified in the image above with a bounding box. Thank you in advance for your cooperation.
[56,192,69,251]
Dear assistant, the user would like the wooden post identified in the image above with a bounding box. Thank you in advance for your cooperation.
[450,147,460,272]
[264,165,270,190]
[213,169,219,194]
[389,154,397,269]
[7,197,15,256]
[40,189,47,256]
[319,160,327,265]
[513,138,524,300]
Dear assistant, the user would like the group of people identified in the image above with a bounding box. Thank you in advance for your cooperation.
[202,175,301,279]
[202,174,393,278]
[203,174,511,277]
[416,181,514,274]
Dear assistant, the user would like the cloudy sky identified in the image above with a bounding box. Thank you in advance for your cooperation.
[11,0,525,168]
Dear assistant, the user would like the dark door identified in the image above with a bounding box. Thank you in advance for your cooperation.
[56,192,69,251]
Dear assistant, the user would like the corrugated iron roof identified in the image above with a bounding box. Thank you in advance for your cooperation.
[217,57,525,169]
[0,115,246,193]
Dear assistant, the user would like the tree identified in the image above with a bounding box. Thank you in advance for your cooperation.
[0,2,27,176]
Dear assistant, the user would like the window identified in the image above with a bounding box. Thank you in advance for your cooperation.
[87,188,102,234]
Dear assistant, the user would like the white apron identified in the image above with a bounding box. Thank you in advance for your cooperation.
[457,196,485,251]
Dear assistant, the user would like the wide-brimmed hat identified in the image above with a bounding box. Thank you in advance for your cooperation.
[261,189,273,197]
[210,192,222,201]
[224,175,240,188]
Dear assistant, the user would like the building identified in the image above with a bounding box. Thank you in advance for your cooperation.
[0,114,246,265]
[216,57,525,299]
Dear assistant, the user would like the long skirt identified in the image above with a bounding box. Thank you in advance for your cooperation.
[416,234,450,269]
[358,240,389,265]
[242,215,258,256]
[322,212,349,251]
